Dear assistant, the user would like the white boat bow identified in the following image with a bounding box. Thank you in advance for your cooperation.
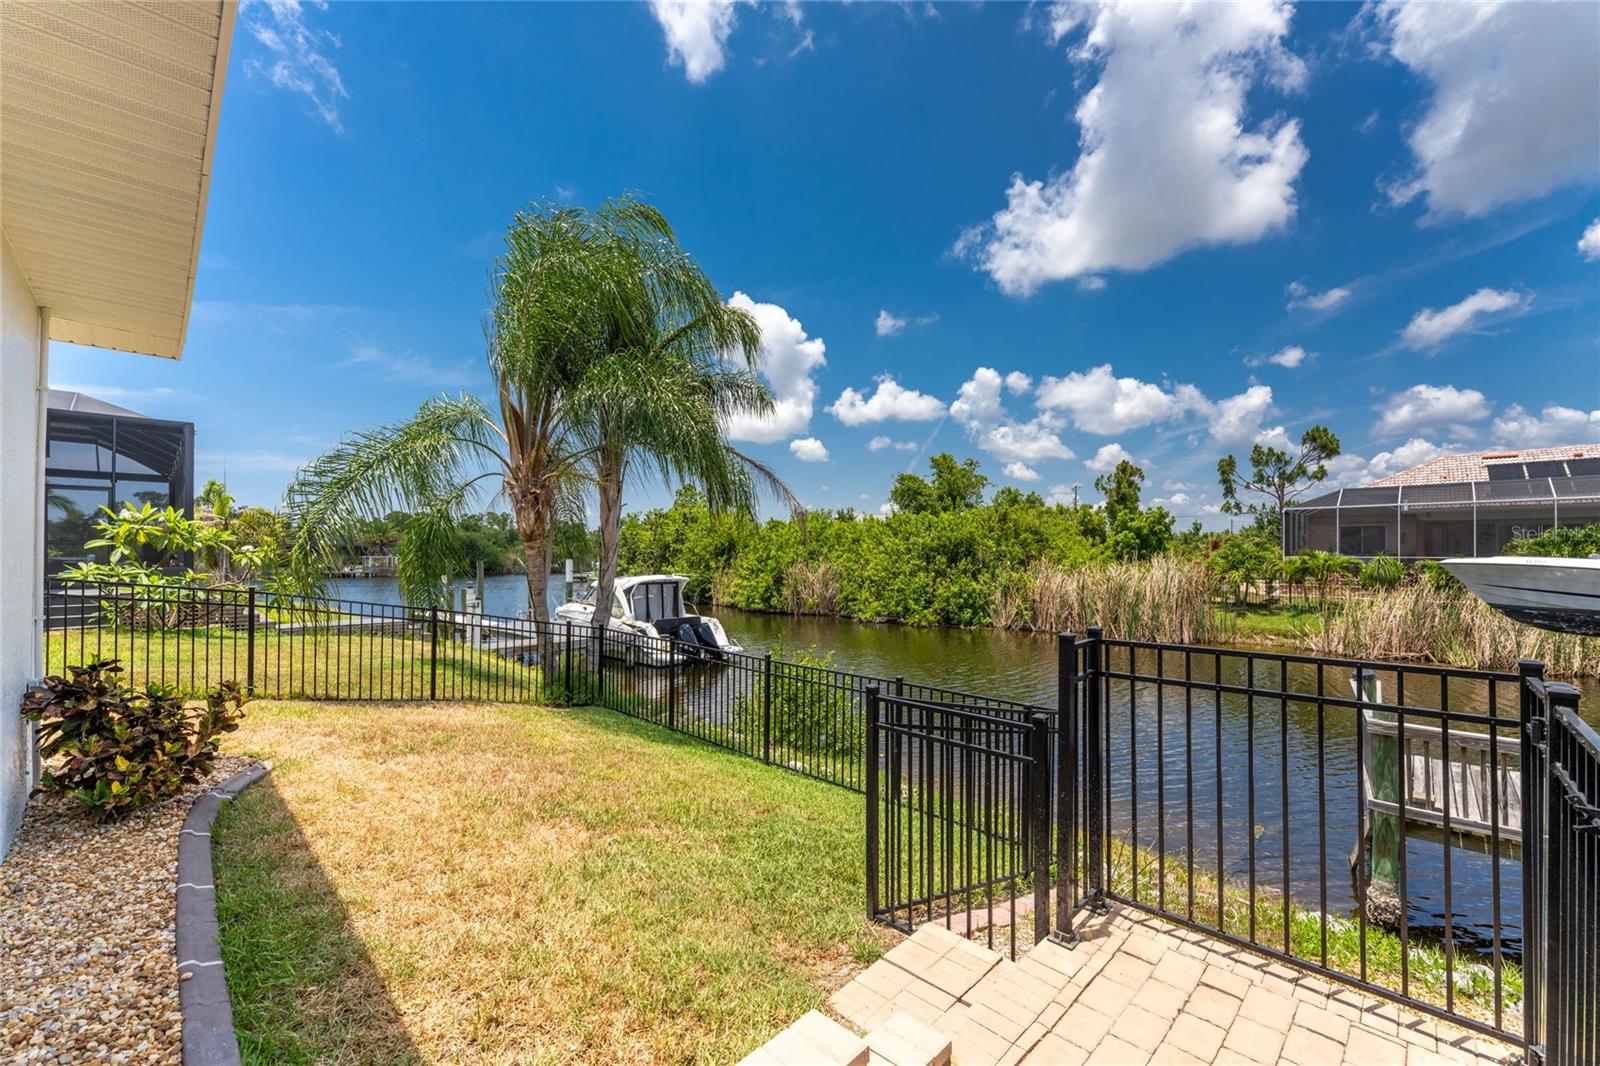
[1440,555,1600,636]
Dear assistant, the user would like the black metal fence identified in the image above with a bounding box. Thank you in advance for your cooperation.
[44,580,595,706]
[43,579,1599,1058]
[1054,629,1529,1042]
[1522,674,1597,1066]
[865,689,1051,957]
[41,578,1037,796]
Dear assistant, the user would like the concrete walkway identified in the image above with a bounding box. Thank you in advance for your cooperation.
[827,906,1520,1065]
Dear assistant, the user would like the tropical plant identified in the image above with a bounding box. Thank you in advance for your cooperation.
[1285,549,1355,609]
[57,503,269,589]
[22,660,247,821]
[1414,558,1464,592]
[1204,532,1281,604]
[1359,552,1406,589]
[1216,425,1341,537]
[285,196,792,629]
[733,645,861,762]
[565,245,797,628]
[1503,522,1600,558]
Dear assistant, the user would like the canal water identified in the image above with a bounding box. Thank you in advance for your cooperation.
[331,573,1599,956]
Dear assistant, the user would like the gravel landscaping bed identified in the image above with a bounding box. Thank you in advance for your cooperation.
[1,755,258,1064]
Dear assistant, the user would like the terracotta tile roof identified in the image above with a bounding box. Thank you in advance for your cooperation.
[1367,443,1600,486]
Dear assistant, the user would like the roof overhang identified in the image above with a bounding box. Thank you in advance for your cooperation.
[1,1,235,359]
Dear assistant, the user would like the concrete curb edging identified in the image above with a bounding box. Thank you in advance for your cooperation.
[176,762,271,1066]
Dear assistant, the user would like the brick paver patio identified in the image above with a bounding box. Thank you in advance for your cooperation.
[826,905,1520,1065]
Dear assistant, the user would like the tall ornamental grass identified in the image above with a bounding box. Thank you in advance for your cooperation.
[1310,582,1600,678]
[1021,558,1221,643]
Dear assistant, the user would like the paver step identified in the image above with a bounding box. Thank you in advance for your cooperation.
[739,1009,870,1066]
[865,1010,952,1066]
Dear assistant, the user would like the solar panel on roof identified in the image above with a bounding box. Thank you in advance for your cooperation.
[1486,463,1526,481]
[1566,458,1600,477]
[1524,460,1569,479]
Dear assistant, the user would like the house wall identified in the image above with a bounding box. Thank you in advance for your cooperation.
[0,237,44,858]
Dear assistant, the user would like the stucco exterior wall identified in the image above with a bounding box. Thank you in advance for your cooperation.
[0,236,44,858]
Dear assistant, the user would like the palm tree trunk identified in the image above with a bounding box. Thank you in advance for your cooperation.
[593,447,625,631]
[522,535,551,624]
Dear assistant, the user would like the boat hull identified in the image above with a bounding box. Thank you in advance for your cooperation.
[1440,557,1600,636]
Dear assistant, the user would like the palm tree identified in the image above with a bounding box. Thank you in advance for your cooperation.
[1294,550,1355,612]
[283,196,791,635]
[564,247,800,625]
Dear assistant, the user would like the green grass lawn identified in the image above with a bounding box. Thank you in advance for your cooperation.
[44,626,560,703]
[1216,602,1326,644]
[212,700,882,1065]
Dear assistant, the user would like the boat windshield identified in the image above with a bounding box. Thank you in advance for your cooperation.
[627,581,684,622]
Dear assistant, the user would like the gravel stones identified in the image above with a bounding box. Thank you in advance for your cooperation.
[1,756,256,1065]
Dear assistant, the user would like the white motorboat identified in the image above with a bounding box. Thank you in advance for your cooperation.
[555,574,742,664]
[1440,555,1600,636]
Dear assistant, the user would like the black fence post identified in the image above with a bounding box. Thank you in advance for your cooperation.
[1085,625,1106,912]
[668,645,678,731]
[1542,680,1583,1064]
[593,624,605,706]
[245,588,257,696]
[429,606,439,701]
[1052,631,1078,946]
[563,620,573,705]
[1518,658,1545,1056]
[1030,710,1052,948]
[866,685,880,920]
[762,652,773,764]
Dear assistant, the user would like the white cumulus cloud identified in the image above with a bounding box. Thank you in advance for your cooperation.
[1325,438,1459,487]
[951,367,1075,464]
[1246,345,1308,369]
[1376,0,1600,217]
[649,0,742,83]
[1036,364,1181,434]
[1580,219,1600,262]
[1204,384,1287,448]
[789,437,829,462]
[828,375,946,425]
[1004,462,1041,482]
[1286,282,1350,312]
[1401,288,1528,349]
[962,0,1308,295]
[868,436,920,453]
[875,310,907,337]
[722,292,827,443]
[1374,384,1490,437]
[1035,364,1284,446]
[1492,404,1600,447]
[1084,443,1134,473]
[1004,371,1033,395]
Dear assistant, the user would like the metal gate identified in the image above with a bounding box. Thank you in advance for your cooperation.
[866,687,1051,958]
[1522,671,1598,1066]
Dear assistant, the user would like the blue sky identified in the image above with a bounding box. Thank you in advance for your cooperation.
[51,0,1600,525]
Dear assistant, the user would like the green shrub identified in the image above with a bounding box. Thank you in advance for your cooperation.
[22,660,247,821]
[1359,553,1405,589]
[1503,522,1600,558]
[1414,559,1464,592]
[734,645,861,762]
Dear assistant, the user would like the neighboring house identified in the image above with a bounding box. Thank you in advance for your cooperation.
[44,389,196,575]
[0,2,235,856]
[1283,445,1600,561]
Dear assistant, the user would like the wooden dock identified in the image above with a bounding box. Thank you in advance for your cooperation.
[1361,710,1523,846]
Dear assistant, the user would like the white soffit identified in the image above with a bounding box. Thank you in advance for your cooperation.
[1,1,235,359]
